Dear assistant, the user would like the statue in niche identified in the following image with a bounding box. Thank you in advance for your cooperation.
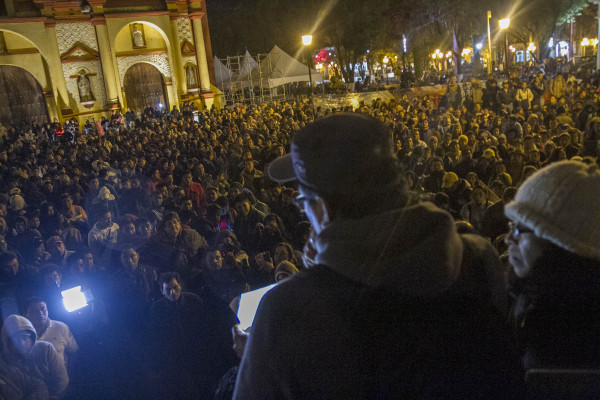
[132,24,145,48]
[186,65,198,89]
[77,72,94,102]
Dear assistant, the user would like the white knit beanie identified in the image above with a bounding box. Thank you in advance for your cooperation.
[505,160,600,262]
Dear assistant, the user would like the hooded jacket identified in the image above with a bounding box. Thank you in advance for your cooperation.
[234,202,522,399]
[2,315,68,400]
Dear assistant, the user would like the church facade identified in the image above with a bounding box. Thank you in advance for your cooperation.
[0,0,219,125]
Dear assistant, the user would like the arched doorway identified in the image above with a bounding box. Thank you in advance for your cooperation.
[123,63,168,115]
[0,65,49,126]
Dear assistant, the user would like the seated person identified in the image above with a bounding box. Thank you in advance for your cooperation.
[150,272,238,399]
[24,297,78,370]
[1,314,69,399]
[505,160,600,369]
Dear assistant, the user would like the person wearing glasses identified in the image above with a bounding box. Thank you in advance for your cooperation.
[233,113,524,399]
[504,160,600,369]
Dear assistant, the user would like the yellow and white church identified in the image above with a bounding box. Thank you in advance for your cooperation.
[0,0,219,125]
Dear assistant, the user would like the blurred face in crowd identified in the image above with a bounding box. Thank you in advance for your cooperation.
[152,192,163,207]
[162,278,182,302]
[274,245,291,267]
[15,220,27,234]
[26,301,49,328]
[123,222,136,237]
[164,217,181,238]
[205,250,223,271]
[236,200,251,217]
[99,211,112,229]
[207,189,219,203]
[121,248,139,270]
[9,331,34,356]
[138,221,153,238]
[182,199,193,212]
[48,239,65,256]
[44,270,61,287]
[505,222,553,278]
[471,188,486,206]
[1,256,18,278]
[181,173,193,187]
[430,159,443,172]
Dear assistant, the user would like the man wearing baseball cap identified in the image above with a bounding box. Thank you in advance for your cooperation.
[233,113,523,398]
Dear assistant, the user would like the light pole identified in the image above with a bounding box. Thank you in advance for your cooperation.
[302,34,315,119]
[487,10,492,75]
[382,55,389,84]
[499,18,511,74]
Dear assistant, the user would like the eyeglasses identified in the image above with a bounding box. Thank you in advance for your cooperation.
[507,221,534,240]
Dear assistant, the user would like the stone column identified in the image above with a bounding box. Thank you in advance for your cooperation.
[94,18,121,109]
[191,15,211,92]
[169,16,186,97]
[44,22,73,117]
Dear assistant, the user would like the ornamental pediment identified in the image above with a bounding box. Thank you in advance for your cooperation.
[61,43,99,62]
[181,40,195,55]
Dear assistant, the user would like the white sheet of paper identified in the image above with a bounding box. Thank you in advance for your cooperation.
[236,283,278,330]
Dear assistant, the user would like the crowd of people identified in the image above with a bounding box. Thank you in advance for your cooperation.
[0,64,599,399]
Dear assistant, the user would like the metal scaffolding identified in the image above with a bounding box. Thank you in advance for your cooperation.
[217,52,287,106]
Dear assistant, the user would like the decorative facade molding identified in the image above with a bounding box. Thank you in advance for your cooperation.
[116,52,172,85]
[175,17,193,44]
[56,22,98,55]
[181,55,196,67]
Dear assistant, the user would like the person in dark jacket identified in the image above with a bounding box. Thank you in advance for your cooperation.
[233,113,524,399]
[150,272,238,400]
[505,160,600,369]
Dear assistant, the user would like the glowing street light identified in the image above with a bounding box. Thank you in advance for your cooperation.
[476,43,483,50]
[582,38,591,57]
[486,10,492,74]
[301,34,315,119]
[499,18,510,30]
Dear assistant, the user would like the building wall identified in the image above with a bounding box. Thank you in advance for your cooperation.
[0,0,220,124]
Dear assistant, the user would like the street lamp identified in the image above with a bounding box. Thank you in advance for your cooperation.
[382,56,389,84]
[301,34,315,119]
[486,10,492,74]
[499,18,510,73]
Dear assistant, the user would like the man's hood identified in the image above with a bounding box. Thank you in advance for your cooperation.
[2,314,37,356]
[315,202,463,297]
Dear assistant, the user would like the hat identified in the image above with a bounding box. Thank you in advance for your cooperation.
[93,186,115,203]
[441,172,459,189]
[267,114,397,196]
[559,123,570,131]
[505,160,600,262]
[9,194,25,211]
[482,149,496,159]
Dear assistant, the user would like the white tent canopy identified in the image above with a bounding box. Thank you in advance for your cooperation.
[237,50,258,78]
[243,45,323,89]
[213,56,233,89]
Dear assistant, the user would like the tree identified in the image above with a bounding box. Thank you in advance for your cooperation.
[509,0,589,60]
